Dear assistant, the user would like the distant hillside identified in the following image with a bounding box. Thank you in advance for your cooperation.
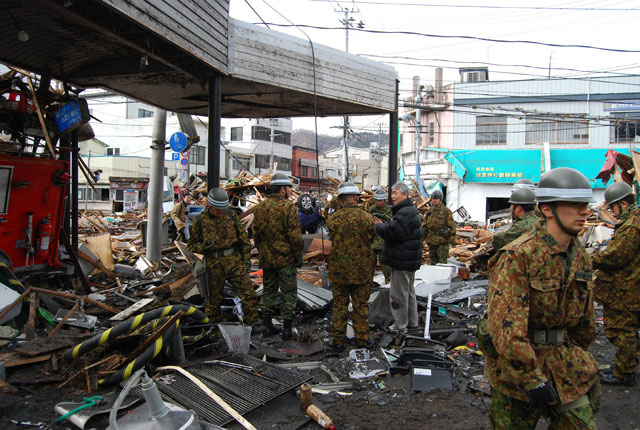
[292,129,389,154]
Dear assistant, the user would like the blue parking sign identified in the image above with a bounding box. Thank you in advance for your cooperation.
[171,153,180,161]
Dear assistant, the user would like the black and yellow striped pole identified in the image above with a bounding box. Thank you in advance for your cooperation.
[65,305,208,361]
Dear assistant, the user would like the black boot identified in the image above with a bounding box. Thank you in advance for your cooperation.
[600,369,636,386]
[262,317,279,336]
[282,319,294,341]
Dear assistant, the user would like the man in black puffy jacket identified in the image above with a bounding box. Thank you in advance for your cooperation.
[374,182,424,333]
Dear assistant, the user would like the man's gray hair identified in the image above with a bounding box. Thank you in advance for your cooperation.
[391,182,409,196]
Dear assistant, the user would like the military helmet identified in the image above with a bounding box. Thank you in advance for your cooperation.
[535,167,593,203]
[271,173,292,186]
[207,187,229,209]
[512,178,536,192]
[337,181,360,196]
[371,185,381,192]
[431,189,443,199]
[604,181,633,205]
[374,188,387,200]
[509,187,536,205]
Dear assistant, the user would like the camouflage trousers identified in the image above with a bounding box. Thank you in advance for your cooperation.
[205,253,259,325]
[489,389,598,430]
[428,243,449,265]
[331,282,371,345]
[603,306,640,377]
[372,248,391,283]
[261,264,297,320]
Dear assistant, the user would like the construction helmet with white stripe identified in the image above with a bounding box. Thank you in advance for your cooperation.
[338,181,360,196]
[535,167,593,203]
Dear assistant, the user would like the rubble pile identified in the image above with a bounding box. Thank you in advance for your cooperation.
[0,172,623,429]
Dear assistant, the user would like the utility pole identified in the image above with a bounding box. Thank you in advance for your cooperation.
[336,4,364,182]
[377,123,383,185]
[414,85,427,197]
[147,107,166,264]
[269,119,275,174]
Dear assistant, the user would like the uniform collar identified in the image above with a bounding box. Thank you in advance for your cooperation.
[534,222,578,256]
[620,206,639,223]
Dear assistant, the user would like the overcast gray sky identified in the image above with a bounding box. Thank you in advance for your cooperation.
[229,0,640,135]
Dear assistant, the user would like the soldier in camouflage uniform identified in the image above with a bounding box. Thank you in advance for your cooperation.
[252,173,304,340]
[485,167,599,429]
[423,189,456,265]
[492,187,539,250]
[326,182,376,350]
[592,181,640,386]
[187,188,259,326]
[368,188,392,283]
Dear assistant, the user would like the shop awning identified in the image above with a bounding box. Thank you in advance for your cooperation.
[300,158,318,167]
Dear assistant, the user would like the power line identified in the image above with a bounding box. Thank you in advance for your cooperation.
[360,54,640,80]
[255,22,640,53]
[300,0,640,11]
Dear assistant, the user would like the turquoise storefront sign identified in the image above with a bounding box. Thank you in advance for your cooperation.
[443,148,627,188]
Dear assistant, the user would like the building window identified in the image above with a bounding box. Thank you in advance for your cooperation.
[138,108,153,118]
[251,126,270,141]
[429,122,435,144]
[274,156,291,171]
[276,131,291,146]
[230,127,243,141]
[232,156,249,170]
[250,126,291,145]
[255,154,270,169]
[302,166,308,176]
[611,113,640,143]
[189,145,205,165]
[107,148,120,156]
[476,116,507,145]
[525,119,589,144]
[311,167,317,177]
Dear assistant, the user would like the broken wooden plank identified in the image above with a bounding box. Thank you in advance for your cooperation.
[110,298,155,322]
[174,240,200,264]
[0,287,31,322]
[0,352,52,368]
[16,332,86,356]
[78,250,117,278]
[48,303,80,337]
[24,292,38,341]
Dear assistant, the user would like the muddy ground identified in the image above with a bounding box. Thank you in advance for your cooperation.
[1,312,639,430]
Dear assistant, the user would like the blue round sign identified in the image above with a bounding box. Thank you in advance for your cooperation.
[180,158,189,166]
[169,132,188,153]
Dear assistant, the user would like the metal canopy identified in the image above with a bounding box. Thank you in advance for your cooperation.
[1,0,397,118]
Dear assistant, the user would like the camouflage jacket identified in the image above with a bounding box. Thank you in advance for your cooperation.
[187,208,251,260]
[485,222,598,404]
[368,203,392,251]
[592,206,640,310]
[326,203,376,284]
[170,202,187,231]
[252,194,303,269]
[491,210,539,251]
[423,204,457,245]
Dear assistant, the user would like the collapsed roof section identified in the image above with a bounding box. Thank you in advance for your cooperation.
[0,0,397,118]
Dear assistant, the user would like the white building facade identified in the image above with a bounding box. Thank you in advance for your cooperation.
[401,71,640,223]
